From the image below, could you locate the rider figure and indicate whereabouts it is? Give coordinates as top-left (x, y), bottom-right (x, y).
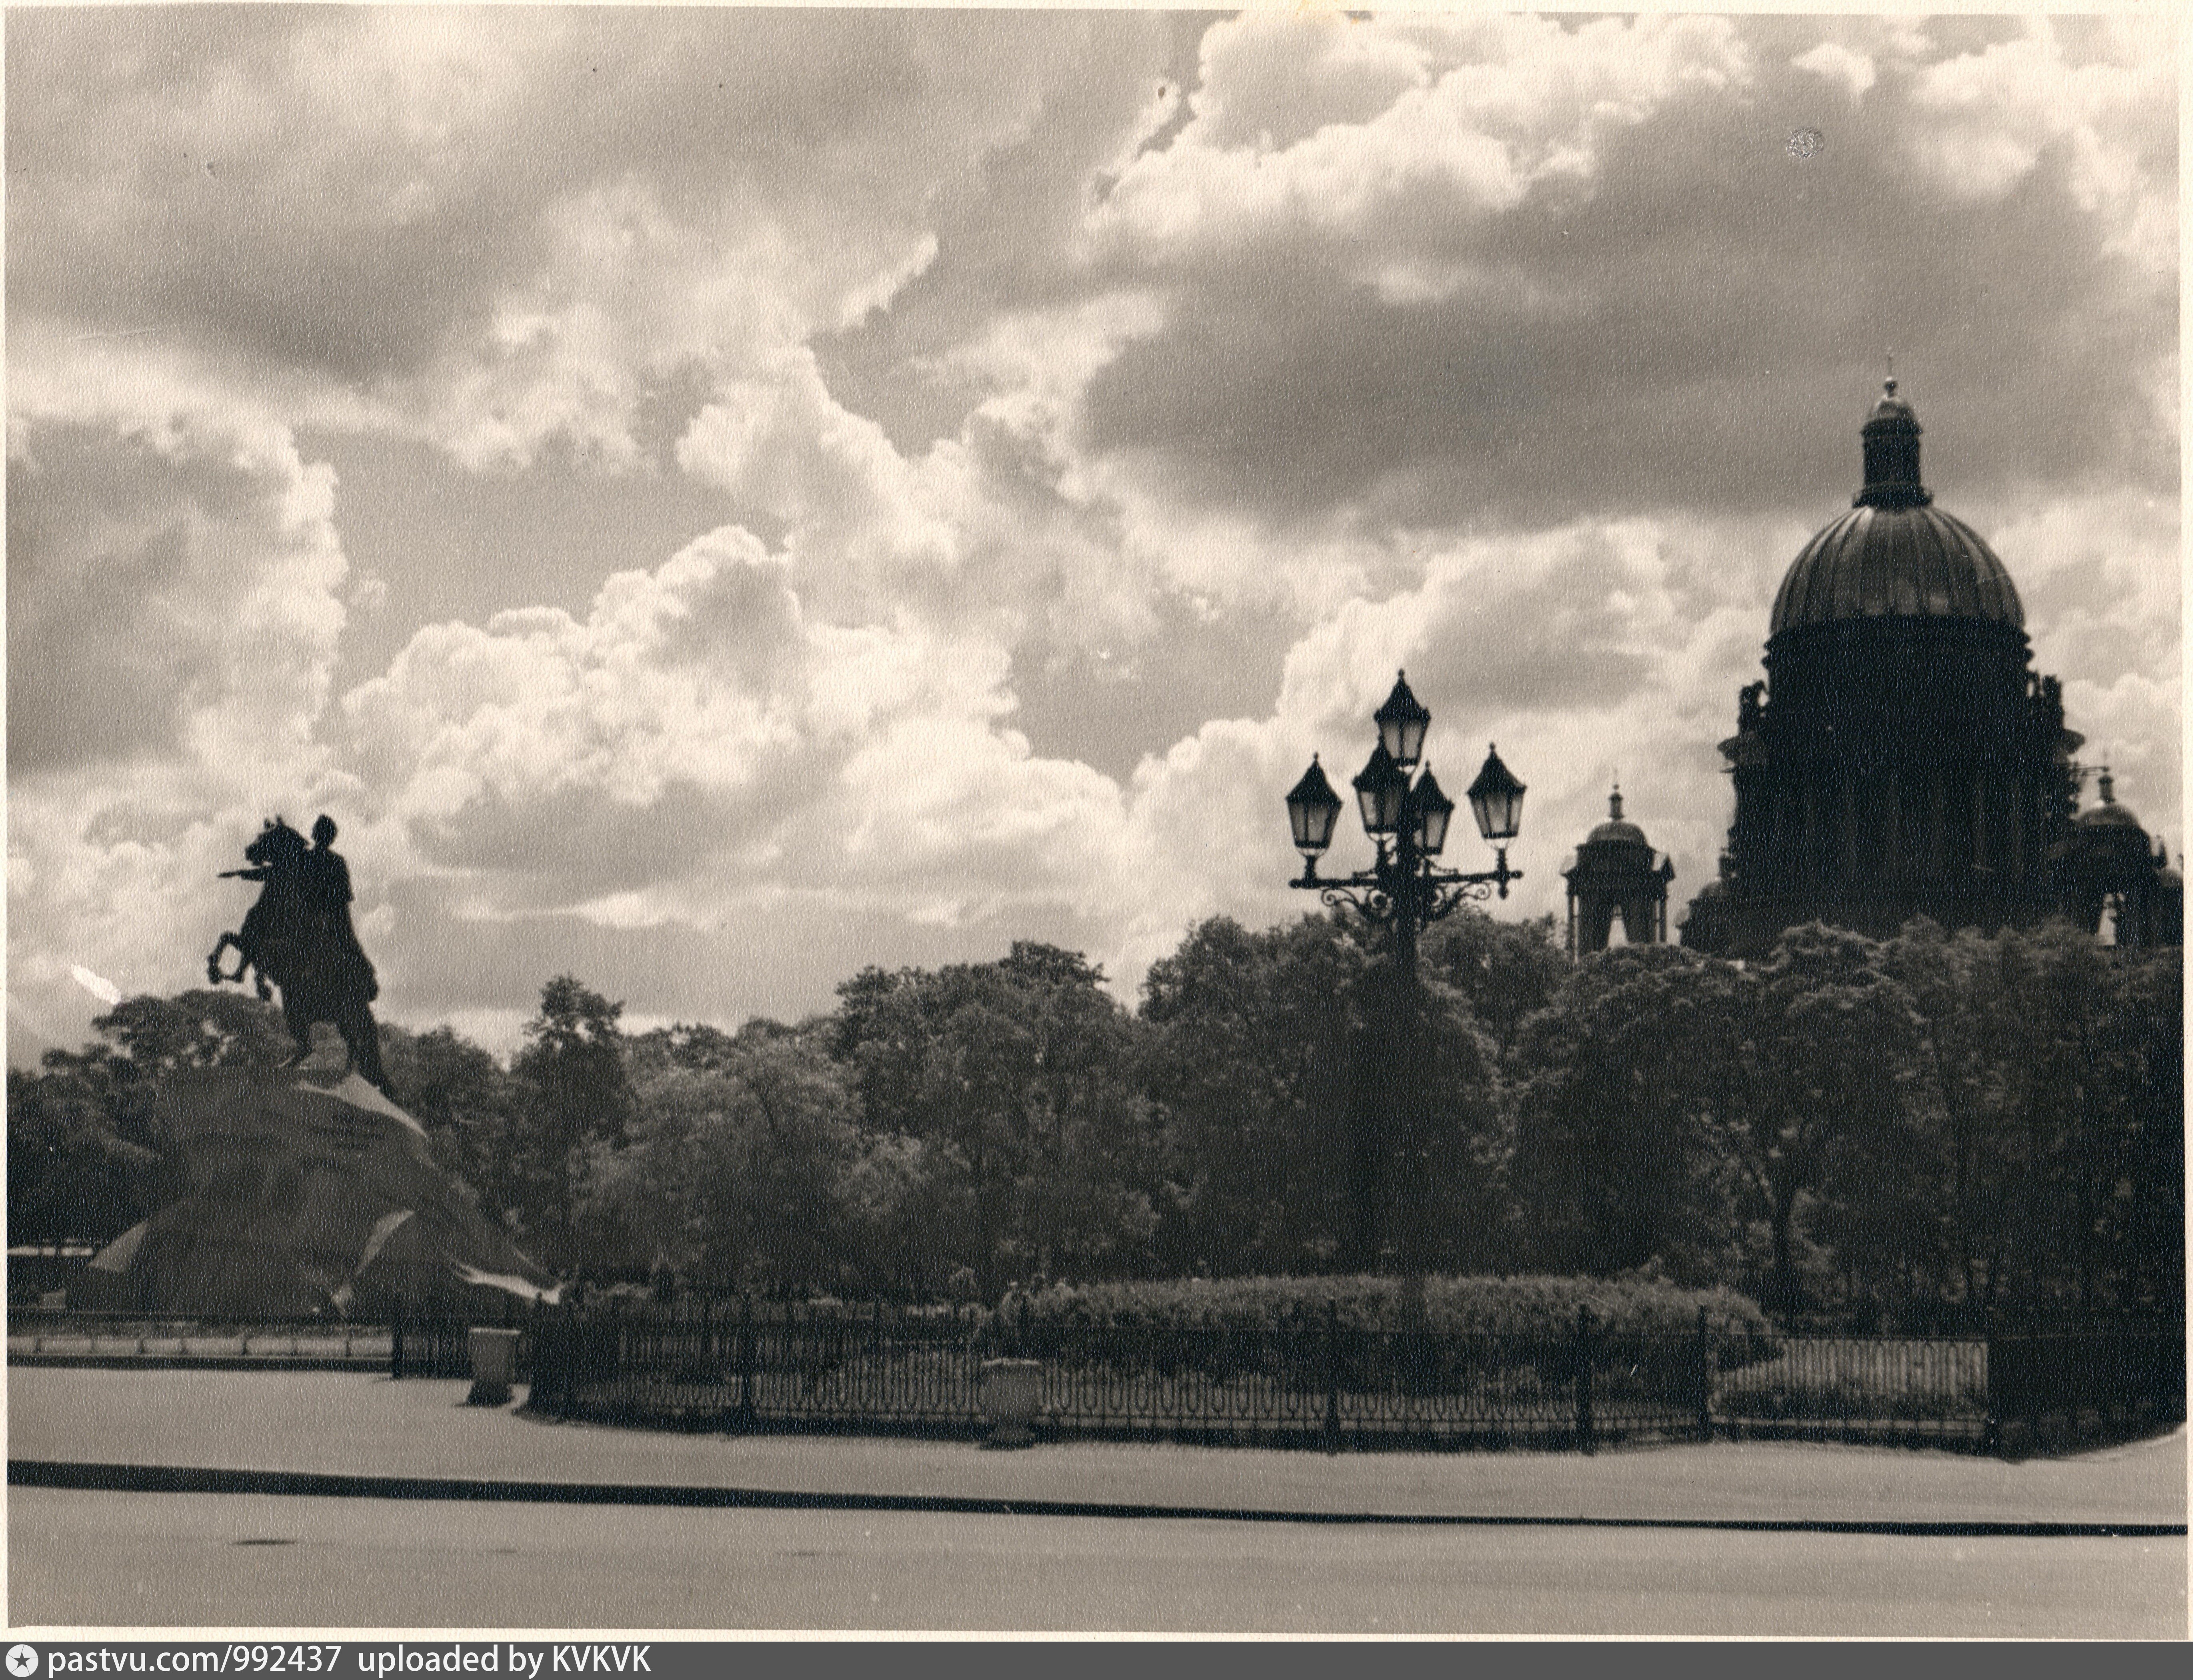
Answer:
top-left (299, 815), bottom-right (379, 1004)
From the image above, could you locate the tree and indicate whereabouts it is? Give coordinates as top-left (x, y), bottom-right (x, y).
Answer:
top-left (1725, 924), bottom-right (1927, 1313)
top-left (504, 976), bottom-right (634, 1272)
top-left (89, 989), bottom-right (295, 1078)
top-left (1419, 909), bottom-right (1568, 1053)
top-left (1884, 920), bottom-right (2185, 1322)
top-left (1383, 965), bottom-right (1508, 1273)
top-left (2100, 944), bottom-right (2184, 1321)
top-left (6, 1047), bottom-right (181, 1250)
top-left (1139, 916), bottom-right (1363, 1274)
top-left (2, 989), bottom-right (281, 1251)
top-left (380, 1023), bottom-right (520, 1217)
top-left (1507, 944), bottom-right (1747, 1280)
top-left (832, 942), bottom-right (1156, 1291)
top-left (583, 1023), bottom-right (864, 1289)
top-left (1139, 912), bottom-right (1514, 1277)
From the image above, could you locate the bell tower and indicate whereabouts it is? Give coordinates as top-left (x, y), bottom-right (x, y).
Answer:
top-left (1563, 785), bottom-right (1675, 956)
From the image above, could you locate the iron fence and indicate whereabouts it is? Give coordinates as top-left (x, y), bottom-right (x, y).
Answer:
top-left (507, 1297), bottom-right (2182, 1453)
top-left (6, 1306), bottom-right (395, 1366)
top-left (520, 1297), bottom-right (1717, 1449)
top-left (1710, 1334), bottom-right (1991, 1444)
top-left (16, 1294), bottom-right (2177, 1456)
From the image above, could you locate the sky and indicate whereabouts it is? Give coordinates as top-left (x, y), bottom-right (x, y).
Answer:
top-left (6, 6), bottom-right (2179, 1063)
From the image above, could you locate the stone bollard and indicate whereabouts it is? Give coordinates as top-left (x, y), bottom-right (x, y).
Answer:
top-left (980, 1356), bottom-right (1043, 1448)
top-left (467, 1326), bottom-right (521, 1406)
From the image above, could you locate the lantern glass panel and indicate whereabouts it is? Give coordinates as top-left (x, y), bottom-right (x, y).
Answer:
top-left (1411, 769), bottom-right (1455, 856)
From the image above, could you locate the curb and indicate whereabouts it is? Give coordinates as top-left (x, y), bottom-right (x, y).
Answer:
top-left (12, 1460), bottom-right (2185, 1538)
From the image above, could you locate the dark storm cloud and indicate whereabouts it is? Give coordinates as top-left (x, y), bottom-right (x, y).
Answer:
top-left (5, 6), bottom-right (1173, 385)
top-left (1074, 15), bottom-right (2171, 531)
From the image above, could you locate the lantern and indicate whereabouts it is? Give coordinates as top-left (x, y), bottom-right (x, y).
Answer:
top-left (1373, 671), bottom-right (1431, 769)
top-left (1465, 745), bottom-right (1526, 843)
top-left (1284, 756), bottom-right (1343, 858)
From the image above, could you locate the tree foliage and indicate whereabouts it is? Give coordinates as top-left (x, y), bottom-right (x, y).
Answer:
top-left (16, 915), bottom-right (2179, 1328)
top-left (497, 975), bottom-right (634, 1272)
top-left (829, 941), bottom-right (1155, 1293)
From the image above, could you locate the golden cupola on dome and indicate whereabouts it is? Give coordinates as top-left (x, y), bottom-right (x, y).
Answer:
top-left (1769, 379), bottom-right (2023, 636)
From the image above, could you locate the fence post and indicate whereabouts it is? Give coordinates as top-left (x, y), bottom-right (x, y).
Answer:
top-left (1573, 1305), bottom-right (1597, 1454)
top-left (1323, 1298), bottom-right (1342, 1455)
top-left (558, 1292), bottom-right (578, 1420)
top-left (390, 1291), bottom-right (406, 1381)
top-left (608, 1293), bottom-right (624, 1396)
top-left (737, 1292), bottom-right (756, 1429)
top-left (1695, 1306), bottom-right (1714, 1442)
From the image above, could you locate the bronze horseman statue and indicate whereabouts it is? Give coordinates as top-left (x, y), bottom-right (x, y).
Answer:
top-left (208, 813), bottom-right (389, 1092)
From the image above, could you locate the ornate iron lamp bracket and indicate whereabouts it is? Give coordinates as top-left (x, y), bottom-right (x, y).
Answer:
top-left (1289, 853), bottom-right (1521, 929)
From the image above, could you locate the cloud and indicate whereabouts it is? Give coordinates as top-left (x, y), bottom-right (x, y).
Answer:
top-left (4, 10), bottom-right (2175, 1056)
top-left (6, 376), bottom-right (347, 779)
top-left (5, 7), bottom-right (1175, 475)
top-left (1092, 14), bottom-right (1750, 266)
top-left (1792, 42), bottom-right (1877, 105)
top-left (1069, 13), bottom-right (2172, 529)
top-left (337, 517), bottom-right (1143, 929)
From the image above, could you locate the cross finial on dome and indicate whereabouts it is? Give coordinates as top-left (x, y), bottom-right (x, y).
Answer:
top-left (2098, 766), bottom-right (2116, 805)
top-left (1609, 782), bottom-right (1624, 820)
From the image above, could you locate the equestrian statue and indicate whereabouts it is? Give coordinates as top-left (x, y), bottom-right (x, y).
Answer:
top-left (208, 813), bottom-right (389, 1092)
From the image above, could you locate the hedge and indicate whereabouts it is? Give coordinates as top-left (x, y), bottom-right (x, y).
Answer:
top-left (996, 1273), bottom-right (1774, 1347)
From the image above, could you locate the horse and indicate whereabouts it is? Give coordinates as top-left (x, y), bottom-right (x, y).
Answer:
top-left (207, 818), bottom-right (296, 998)
top-left (207, 817), bottom-right (390, 1092)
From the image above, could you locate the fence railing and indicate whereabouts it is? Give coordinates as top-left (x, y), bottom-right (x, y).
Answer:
top-left (504, 1298), bottom-right (2182, 1453)
top-left (18, 1295), bottom-right (2177, 1455)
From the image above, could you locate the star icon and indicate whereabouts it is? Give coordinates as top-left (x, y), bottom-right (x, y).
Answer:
top-left (7, 1646), bottom-right (40, 1678)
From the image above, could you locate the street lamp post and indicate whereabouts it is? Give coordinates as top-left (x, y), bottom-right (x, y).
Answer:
top-left (1285, 671), bottom-right (1526, 950)
top-left (1282, 671), bottom-right (1526, 1269)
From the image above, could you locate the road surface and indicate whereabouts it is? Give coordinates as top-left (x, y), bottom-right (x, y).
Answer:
top-left (11, 1487), bottom-right (2184, 1636)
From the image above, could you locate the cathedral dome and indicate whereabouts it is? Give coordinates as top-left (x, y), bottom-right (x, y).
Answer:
top-left (1769, 380), bottom-right (2024, 637)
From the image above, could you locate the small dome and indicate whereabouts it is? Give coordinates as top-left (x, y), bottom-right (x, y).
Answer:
top-left (1869, 378), bottom-right (1918, 424)
top-left (2077, 803), bottom-right (2145, 830)
top-left (2077, 769), bottom-right (2146, 830)
top-left (1583, 785), bottom-right (1650, 848)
